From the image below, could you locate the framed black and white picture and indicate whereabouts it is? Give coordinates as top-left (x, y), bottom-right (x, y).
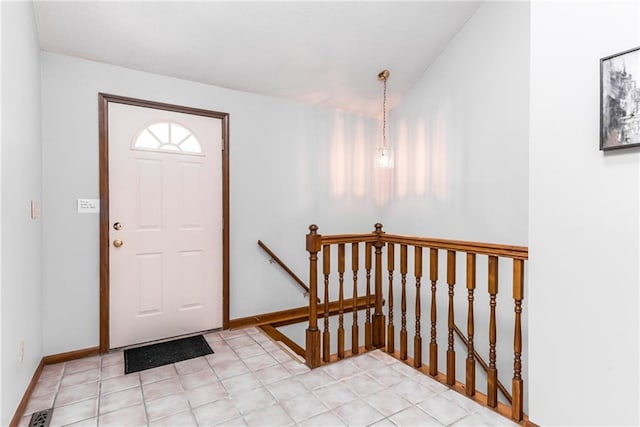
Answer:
top-left (601, 46), bottom-right (640, 151)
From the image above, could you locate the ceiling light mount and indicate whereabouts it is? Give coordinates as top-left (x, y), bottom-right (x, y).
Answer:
top-left (377, 69), bottom-right (390, 81)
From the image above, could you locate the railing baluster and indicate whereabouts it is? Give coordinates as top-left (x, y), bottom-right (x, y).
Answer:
top-left (365, 242), bottom-right (373, 350)
top-left (305, 225), bottom-right (321, 368)
top-left (400, 245), bottom-right (408, 361)
top-left (512, 259), bottom-right (524, 421)
top-left (466, 253), bottom-right (476, 396)
top-left (487, 255), bottom-right (499, 407)
top-left (446, 250), bottom-right (456, 385)
top-left (414, 246), bottom-right (423, 368)
top-left (387, 243), bottom-right (395, 354)
top-left (351, 243), bottom-right (359, 355)
top-left (337, 243), bottom-right (345, 359)
top-left (429, 248), bottom-right (438, 377)
top-left (372, 224), bottom-right (386, 349)
top-left (322, 244), bottom-right (331, 363)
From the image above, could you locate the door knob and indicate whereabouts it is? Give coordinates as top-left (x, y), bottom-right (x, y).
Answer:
top-left (113, 239), bottom-right (124, 248)
top-left (113, 222), bottom-right (123, 231)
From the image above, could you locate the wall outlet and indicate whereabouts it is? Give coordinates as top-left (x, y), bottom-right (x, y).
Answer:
top-left (19, 340), bottom-right (24, 363)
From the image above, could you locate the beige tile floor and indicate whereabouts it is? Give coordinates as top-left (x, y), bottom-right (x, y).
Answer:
top-left (19, 327), bottom-right (518, 426)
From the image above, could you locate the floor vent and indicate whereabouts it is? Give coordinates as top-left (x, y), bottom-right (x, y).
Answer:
top-left (29, 408), bottom-right (53, 427)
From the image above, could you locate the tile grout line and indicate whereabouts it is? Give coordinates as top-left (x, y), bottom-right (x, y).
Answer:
top-left (95, 358), bottom-right (102, 427)
top-left (49, 360), bottom-right (66, 411)
top-left (135, 371), bottom-right (150, 427)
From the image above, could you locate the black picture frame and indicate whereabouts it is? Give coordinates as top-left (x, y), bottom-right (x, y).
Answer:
top-left (600, 46), bottom-right (640, 151)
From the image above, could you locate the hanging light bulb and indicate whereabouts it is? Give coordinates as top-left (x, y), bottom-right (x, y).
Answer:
top-left (375, 69), bottom-right (393, 168)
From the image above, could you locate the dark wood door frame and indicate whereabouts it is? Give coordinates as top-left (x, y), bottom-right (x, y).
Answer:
top-left (98, 93), bottom-right (230, 353)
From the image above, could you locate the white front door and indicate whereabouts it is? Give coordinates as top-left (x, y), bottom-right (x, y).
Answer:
top-left (108, 102), bottom-right (223, 349)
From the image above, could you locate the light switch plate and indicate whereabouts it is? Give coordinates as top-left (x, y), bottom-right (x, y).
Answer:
top-left (30, 200), bottom-right (38, 219)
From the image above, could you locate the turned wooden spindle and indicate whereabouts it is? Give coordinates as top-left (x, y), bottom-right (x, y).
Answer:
top-left (365, 242), bottom-right (373, 350)
top-left (322, 244), bottom-right (331, 363)
top-left (414, 246), bottom-right (423, 368)
top-left (306, 225), bottom-right (527, 415)
top-left (446, 250), bottom-right (456, 386)
top-left (512, 259), bottom-right (524, 421)
top-left (337, 243), bottom-right (345, 359)
top-left (487, 255), bottom-right (499, 407)
top-left (466, 253), bottom-right (476, 396)
top-left (387, 243), bottom-right (395, 354)
top-left (351, 243), bottom-right (360, 355)
top-left (429, 248), bottom-right (438, 376)
top-left (372, 223), bottom-right (386, 349)
top-left (400, 244), bottom-right (408, 361)
top-left (305, 225), bottom-right (321, 368)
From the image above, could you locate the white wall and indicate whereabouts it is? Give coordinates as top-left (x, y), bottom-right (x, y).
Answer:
top-left (383, 1), bottom-right (529, 246)
top-left (529, 1), bottom-right (639, 425)
top-left (380, 0), bottom-right (530, 406)
top-left (40, 53), bottom-right (380, 355)
top-left (0, 2), bottom-right (44, 425)
top-left (0, 4), bottom-right (3, 421)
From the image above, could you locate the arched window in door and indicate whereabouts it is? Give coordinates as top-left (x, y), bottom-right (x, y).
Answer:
top-left (133, 121), bottom-right (203, 155)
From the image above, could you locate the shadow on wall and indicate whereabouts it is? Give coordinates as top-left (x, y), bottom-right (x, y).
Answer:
top-left (328, 110), bottom-right (451, 207)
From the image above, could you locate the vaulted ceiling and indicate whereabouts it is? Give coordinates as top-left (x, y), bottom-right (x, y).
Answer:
top-left (33, 1), bottom-right (482, 116)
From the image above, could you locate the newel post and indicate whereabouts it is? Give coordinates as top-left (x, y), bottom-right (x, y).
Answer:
top-left (305, 225), bottom-right (322, 368)
top-left (372, 223), bottom-right (386, 349)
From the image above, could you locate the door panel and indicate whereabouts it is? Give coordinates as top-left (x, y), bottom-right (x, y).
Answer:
top-left (108, 102), bottom-right (222, 349)
top-left (137, 159), bottom-right (163, 229)
top-left (180, 250), bottom-right (204, 309)
top-left (136, 253), bottom-right (163, 315)
top-left (180, 162), bottom-right (205, 227)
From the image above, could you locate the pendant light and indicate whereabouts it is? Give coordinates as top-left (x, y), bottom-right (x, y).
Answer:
top-left (375, 69), bottom-right (393, 168)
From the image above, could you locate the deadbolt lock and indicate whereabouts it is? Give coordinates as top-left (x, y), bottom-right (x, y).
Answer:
top-left (113, 239), bottom-right (123, 248)
top-left (113, 222), bottom-right (123, 231)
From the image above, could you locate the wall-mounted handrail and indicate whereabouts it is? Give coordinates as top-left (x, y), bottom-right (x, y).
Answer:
top-left (453, 324), bottom-right (512, 404)
top-left (258, 240), bottom-right (320, 302)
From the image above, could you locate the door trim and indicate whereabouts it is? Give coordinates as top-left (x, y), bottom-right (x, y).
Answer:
top-left (98, 93), bottom-right (230, 353)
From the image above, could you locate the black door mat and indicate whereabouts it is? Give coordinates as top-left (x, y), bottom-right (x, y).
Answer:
top-left (124, 335), bottom-right (213, 374)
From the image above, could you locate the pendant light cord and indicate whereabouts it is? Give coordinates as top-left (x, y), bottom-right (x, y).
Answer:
top-left (382, 77), bottom-right (387, 148)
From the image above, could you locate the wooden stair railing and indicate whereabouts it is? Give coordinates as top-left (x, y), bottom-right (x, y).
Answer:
top-left (305, 223), bottom-right (528, 424)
